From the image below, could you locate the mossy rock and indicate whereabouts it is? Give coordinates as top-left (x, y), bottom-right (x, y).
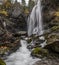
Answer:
top-left (54, 12), bottom-right (59, 16)
top-left (51, 26), bottom-right (59, 31)
top-left (46, 34), bottom-right (59, 44)
top-left (26, 38), bottom-right (32, 43)
top-left (0, 59), bottom-right (6, 65)
top-left (0, 46), bottom-right (10, 55)
top-left (31, 47), bottom-right (48, 58)
top-left (44, 41), bottom-right (59, 53)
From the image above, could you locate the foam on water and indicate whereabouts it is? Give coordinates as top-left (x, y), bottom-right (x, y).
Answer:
top-left (5, 40), bottom-right (40, 65)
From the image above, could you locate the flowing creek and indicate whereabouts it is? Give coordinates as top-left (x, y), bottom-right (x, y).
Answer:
top-left (5, 0), bottom-right (46, 65)
top-left (5, 40), bottom-right (40, 65)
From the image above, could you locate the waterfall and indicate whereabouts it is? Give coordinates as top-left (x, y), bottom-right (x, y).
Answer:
top-left (28, 0), bottom-right (43, 36)
top-left (4, 0), bottom-right (45, 65)
top-left (5, 40), bottom-right (39, 65)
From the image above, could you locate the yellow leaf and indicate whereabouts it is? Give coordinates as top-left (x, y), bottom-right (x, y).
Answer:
top-left (0, 10), bottom-right (8, 16)
top-left (54, 12), bottom-right (59, 16)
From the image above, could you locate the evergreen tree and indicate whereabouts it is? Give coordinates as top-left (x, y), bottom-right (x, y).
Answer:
top-left (8, 0), bottom-right (11, 3)
top-left (28, 0), bottom-right (35, 12)
top-left (22, 0), bottom-right (26, 6)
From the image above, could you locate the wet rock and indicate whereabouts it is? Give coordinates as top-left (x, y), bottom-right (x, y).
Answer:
top-left (0, 58), bottom-right (6, 65)
top-left (33, 58), bottom-right (59, 65)
top-left (31, 47), bottom-right (48, 58)
top-left (26, 38), bottom-right (32, 43)
top-left (0, 46), bottom-right (10, 57)
top-left (11, 1), bottom-right (22, 18)
top-left (27, 43), bottom-right (39, 50)
top-left (6, 16), bottom-right (27, 33)
top-left (50, 17), bottom-right (59, 26)
top-left (27, 36), bottom-right (45, 50)
top-left (44, 41), bottom-right (59, 53)
top-left (42, 0), bottom-right (59, 32)
top-left (45, 33), bottom-right (59, 44)
top-left (0, 31), bottom-right (21, 58)
top-left (0, 39), bottom-right (21, 58)
top-left (14, 31), bottom-right (27, 36)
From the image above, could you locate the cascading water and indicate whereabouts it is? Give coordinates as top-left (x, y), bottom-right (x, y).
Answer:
top-left (5, 40), bottom-right (40, 65)
top-left (28, 0), bottom-right (43, 36)
top-left (5, 0), bottom-right (45, 65)
top-left (28, 0), bottom-right (46, 47)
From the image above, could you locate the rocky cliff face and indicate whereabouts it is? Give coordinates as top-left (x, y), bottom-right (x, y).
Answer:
top-left (30, 0), bottom-right (59, 59)
top-left (42, 0), bottom-right (59, 29)
top-left (42, 0), bottom-right (59, 56)
top-left (0, 1), bottom-right (27, 58)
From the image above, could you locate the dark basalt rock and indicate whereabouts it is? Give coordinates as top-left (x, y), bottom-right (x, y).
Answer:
top-left (31, 47), bottom-right (48, 58)
top-left (0, 58), bottom-right (6, 65)
top-left (44, 41), bottom-right (59, 53)
top-left (33, 58), bottom-right (59, 65)
top-left (0, 39), bottom-right (21, 58)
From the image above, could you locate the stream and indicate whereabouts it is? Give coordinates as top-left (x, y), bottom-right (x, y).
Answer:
top-left (5, 0), bottom-right (44, 65)
top-left (5, 40), bottom-right (40, 65)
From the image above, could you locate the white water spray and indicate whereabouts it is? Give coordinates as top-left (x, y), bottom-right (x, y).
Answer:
top-left (5, 0), bottom-right (45, 65)
top-left (5, 40), bottom-right (40, 65)
top-left (28, 0), bottom-right (43, 36)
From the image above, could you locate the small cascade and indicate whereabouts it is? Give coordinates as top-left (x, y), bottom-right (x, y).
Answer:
top-left (5, 0), bottom-right (46, 65)
top-left (5, 40), bottom-right (40, 65)
top-left (28, 0), bottom-right (46, 47)
top-left (28, 0), bottom-right (43, 36)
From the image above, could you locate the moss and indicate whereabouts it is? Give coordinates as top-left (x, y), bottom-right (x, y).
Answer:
top-left (51, 26), bottom-right (59, 31)
top-left (27, 38), bottom-right (32, 43)
top-left (44, 41), bottom-right (59, 53)
top-left (32, 47), bottom-right (41, 54)
top-left (0, 10), bottom-right (8, 16)
top-left (32, 47), bottom-right (48, 58)
top-left (0, 59), bottom-right (6, 65)
top-left (54, 12), bottom-right (59, 16)
top-left (45, 34), bottom-right (59, 45)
